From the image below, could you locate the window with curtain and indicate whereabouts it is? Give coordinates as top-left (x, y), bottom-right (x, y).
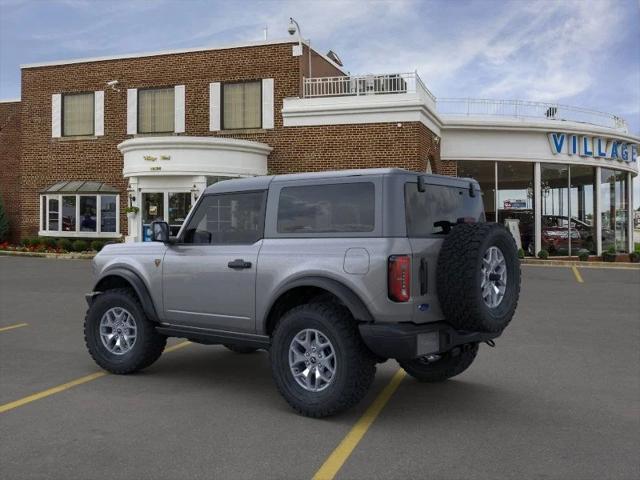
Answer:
top-left (138, 87), bottom-right (175, 133)
top-left (223, 81), bottom-right (261, 129)
top-left (63, 92), bottom-right (94, 136)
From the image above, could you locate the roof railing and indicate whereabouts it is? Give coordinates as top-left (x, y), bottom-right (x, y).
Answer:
top-left (303, 72), bottom-right (436, 102)
top-left (436, 98), bottom-right (628, 131)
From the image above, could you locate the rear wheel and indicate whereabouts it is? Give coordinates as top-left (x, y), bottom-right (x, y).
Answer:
top-left (398, 343), bottom-right (479, 382)
top-left (270, 303), bottom-right (376, 418)
top-left (84, 288), bottom-right (166, 374)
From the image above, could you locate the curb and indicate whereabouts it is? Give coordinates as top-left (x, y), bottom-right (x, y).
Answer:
top-left (522, 258), bottom-right (640, 269)
top-left (0, 250), bottom-right (95, 260)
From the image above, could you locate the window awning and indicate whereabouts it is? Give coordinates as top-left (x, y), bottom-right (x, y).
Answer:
top-left (41, 181), bottom-right (120, 194)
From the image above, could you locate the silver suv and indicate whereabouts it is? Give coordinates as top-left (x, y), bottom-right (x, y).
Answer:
top-left (85, 169), bottom-right (520, 417)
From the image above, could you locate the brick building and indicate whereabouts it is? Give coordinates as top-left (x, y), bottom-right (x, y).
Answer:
top-left (0, 37), bottom-right (637, 253)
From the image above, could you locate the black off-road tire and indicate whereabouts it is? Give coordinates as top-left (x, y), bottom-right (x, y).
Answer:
top-left (398, 343), bottom-right (479, 382)
top-left (437, 223), bottom-right (521, 333)
top-left (270, 303), bottom-right (376, 418)
top-left (223, 344), bottom-right (259, 354)
top-left (84, 288), bottom-right (167, 374)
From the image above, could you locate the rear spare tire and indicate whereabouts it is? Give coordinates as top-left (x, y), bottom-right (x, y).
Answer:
top-left (436, 223), bottom-right (520, 333)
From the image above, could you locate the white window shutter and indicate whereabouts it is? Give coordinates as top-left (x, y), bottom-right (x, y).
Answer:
top-left (209, 82), bottom-right (221, 131)
top-left (94, 91), bottom-right (104, 136)
top-left (262, 78), bottom-right (274, 129)
top-left (127, 88), bottom-right (137, 135)
top-left (174, 85), bottom-right (185, 133)
top-left (51, 94), bottom-right (62, 138)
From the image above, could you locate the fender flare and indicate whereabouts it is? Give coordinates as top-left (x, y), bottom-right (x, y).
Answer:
top-left (92, 268), bottom-right (159, 322)
top-left (265, 276), bottom-right (373, 325)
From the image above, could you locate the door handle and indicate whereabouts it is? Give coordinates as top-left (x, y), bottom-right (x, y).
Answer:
top-left (228, 259), bottom-right (252, 269)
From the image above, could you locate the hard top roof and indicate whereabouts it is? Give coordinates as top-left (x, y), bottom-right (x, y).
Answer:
top-left (203, 168), bottom-right (478, 195)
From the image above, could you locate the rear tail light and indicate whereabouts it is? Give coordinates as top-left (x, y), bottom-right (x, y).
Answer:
top-left (388, 255), bottom-right (411, 302)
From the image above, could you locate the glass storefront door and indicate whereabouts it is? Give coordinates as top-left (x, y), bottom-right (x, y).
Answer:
top-left (569, 166), bottom-right (596, 254)
top-left (457, 161), bottom-right (496, 221)
top-left (497, 162), bottom-right (534, 254)
top-left (141, 191), bottom-right (193, 241)
top-left (541, 164), bottom-right (571, 256)
top-left (601, 169), bottom-right (629, 253)
top-left (142, 192), bottom-right (165, 242)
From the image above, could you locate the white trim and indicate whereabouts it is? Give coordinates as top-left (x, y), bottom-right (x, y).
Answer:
top-left (0, 98), bottom-right (20, 103)
top-left (282, 94), bottom-right (442, 135)
top-left (534, 162), bottom-right (541, 255)
top-left (262, 78), bottom-right (274, 129)
top-left (38, 231), bottom-right (121, 239)
top-left (174, 85), bottom-right (185, 133)
top-left (628, 171), bottom-right (633, 253)
top-left (51, 94), bottom-right (61, 138)
top-left (20, 38), bottom-right (299, 69)
top-left (39, 193), bottom-right (120, 237)
top-left (94, 90), bottom-right (104, 136)
top-left (127, 89), bottom-right (137, 135)
top-left (595, 167), bottom-right (602, 255)
top-left (209, 82), bottom-right (221, 131)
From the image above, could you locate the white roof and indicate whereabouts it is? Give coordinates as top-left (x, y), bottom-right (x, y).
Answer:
top-left (20, 38), bottom-right (345, 73)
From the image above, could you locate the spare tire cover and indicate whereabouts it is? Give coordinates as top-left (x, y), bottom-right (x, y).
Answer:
top-left (436, 223), bottom-right (521, 333)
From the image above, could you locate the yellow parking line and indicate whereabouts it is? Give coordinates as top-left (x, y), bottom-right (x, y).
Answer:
top-left (312, 368), bottom-right (406, 480)
top-left (0, 341), bottom-right (191, 414)
top-left (0, 323), bottom-right (28, 333)
top-left (571, 266), bottom-right (584, 283)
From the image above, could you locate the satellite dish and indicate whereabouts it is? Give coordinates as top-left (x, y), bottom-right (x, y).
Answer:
top-left (326, 50), bottom-right (343, 67)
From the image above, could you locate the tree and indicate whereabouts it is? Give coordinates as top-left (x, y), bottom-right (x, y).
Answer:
top-left (0, 194), bottom-right (9, 242)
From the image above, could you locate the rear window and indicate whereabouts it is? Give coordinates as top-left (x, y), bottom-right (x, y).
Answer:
top-left (405, 183), bottom-right (484, 236)
top-left (277, 182), bottom-right (375, 234)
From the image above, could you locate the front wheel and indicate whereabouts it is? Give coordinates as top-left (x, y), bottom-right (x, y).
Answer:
top-left (84, 288), bottom-right (166, 374)
top-left (270, 303), bottom-right (376, 418)
top-left (398, 343), bottom-right (479, 382)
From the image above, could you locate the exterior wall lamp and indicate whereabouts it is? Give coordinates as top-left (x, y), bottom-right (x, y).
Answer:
top-left (127, 187), bottom-right (136, 204)
top-left (288, 17), bottom-right (312, 79)
top-left (191, 184), bottom-right (200, 200)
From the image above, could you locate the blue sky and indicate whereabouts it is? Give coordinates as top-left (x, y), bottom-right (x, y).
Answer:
top-left (1, 0), bottom-right (639, 204)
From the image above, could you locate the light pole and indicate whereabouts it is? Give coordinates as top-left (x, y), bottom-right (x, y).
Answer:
top-left (288, 17), bottom-right (312, 86)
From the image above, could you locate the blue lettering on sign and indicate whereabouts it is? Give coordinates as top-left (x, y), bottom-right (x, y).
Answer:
top-left (620, 143), bottom-right (628, 161)
top-left (570, 135), bottom-right (579, 155)
top-left (549, 133), bottom-right (565, 154)
top-left (632, 144), bottom-right (638, 162)
top-left (580, 136), bottom-right (593, 156)
top-left (596, 138), bottom-right (607, 157)
top-left (610, 141), bottom-right (619, 159)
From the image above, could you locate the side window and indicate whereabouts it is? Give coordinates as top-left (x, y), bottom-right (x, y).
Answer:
top-left (182, 192), bottom-right (265, 245)
top-left (277, 182), bottom-right (375, 234)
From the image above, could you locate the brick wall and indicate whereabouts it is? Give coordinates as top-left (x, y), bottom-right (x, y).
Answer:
top-left (11, 41), bottom-right (440, 240)
top-left (0, 101), bottom-right (21, 242)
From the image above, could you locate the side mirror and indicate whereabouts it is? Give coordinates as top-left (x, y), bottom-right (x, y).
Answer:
top-left (151, 221), bottom-right (170, 243)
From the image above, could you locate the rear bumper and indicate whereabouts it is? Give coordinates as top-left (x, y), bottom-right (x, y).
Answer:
top-left (359, 321), bottom-right (501, 360)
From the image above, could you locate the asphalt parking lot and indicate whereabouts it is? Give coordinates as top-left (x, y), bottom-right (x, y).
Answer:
top-left (1, 256), bottom-right (639, 480)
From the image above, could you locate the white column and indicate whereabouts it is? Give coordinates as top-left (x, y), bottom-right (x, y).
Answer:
top-left (595, 167), bottom-right (602, 255)
top-left (209, 82), bottom-right (221, 131)
top-left (125, 177), bottom-right (139, 242)
top-left (94, 91), bottom-right (104, 136)
top-left (534, 162), bottom-right (541, 256)
top-left (628, 171), bottom-right (633, 253)
top-left (127, 89), bottom-right (137, 135)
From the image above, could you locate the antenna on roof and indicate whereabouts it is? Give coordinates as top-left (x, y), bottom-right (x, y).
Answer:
top-left (263, 25), bottom-right (268, 40)
top-left (326, 50), bottom-right (343, 66)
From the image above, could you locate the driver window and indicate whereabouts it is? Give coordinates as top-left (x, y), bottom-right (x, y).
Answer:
top-left (182, 191), bottom-right (266, 244)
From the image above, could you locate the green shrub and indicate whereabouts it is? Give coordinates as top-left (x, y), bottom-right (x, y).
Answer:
top-left (40, 237), bottom-right (57, 249)
top-left (0, 195), bottom-right (9, 242)
top-left (629, 252), bottom-right (640, 263)
top-left (517, 248), bottom-right (525, 259)
top-left (72, 239), bottom-right (88, 252)
top-left (577, 250), bottom-right (589, 261)
top-left (57, 238), bottom-right (73, 252)
top-left (90, 240), bottom-right (105, 252)
top-left (537, 249), bottom-right (549, 259)
top-left (603, 245), bottom-right (617, 262)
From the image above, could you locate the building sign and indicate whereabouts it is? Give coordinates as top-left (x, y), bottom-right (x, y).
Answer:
top-left (548, 132), bottom-right (638, 163)
top-left (504, 199), bottom-right (527, 209)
